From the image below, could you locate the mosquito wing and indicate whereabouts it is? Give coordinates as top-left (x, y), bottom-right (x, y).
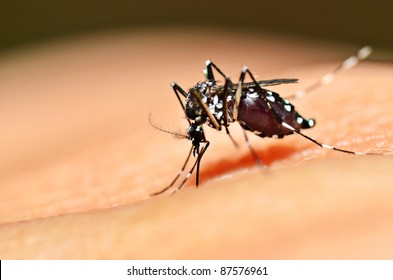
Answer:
top-left (243, 78), bottom-right (298, 88)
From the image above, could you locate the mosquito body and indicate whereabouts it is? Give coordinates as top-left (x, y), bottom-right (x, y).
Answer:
top-left (151, 47), bottom-right (385, 196)
top-left (187, 77), bottom-right (315, 139)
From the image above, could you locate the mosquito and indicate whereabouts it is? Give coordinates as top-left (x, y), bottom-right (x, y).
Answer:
top-left (150, 46), bottom-right (388, 196)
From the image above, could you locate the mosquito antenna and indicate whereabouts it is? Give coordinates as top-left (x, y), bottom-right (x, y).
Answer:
top-left (148, 113), bottom-right (187, 139)
top-left (287, 46), bottom-right (373, 99)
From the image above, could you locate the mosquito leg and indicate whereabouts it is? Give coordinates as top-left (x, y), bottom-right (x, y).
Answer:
top-left (205, 60), bottom-right (229, 81)
top-left (204, 60), bottom-right (216, 81)
top-left (189, 88), bottom-right (221, 130)
top-left (214, 76), bottom-right (238, 148)
top-left (150, 145), bottom-right (193, 196)
top-left (225, 126), bottom-right (239, 148)
top-left (205, 61), bottom-right (234, 129)
top-left (233, 66), bottom-right (247, 121)
top-left (234, 66), bottom-right (278, 160)
top-left (287, 46), bottom-right (372, 99)
top-left (171, 83), bottom-right (190, 118)
top-left (280, 122), bottom-right (391, 156)
top-left (170, 141), bottom-right (210, 194)
top-left (206, 61), bottom-right (240, 147)
top-left (242, 128), bottom-right (265, 167)
top-left (195, 141), bottom-right (210, 187)
top-left (241, 67), bottom-right (285, 125)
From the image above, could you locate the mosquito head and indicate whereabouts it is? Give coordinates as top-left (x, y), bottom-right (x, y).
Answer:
top-left (187, 123), bottom-right (206, 156)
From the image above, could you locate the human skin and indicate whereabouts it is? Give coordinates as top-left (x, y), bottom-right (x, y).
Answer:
top-left (0, 30), bottom-right (392, 259)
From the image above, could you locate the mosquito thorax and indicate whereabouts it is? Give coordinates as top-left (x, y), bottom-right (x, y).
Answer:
top-left (185, 81), bottom-right (235, 130)
top-left (185, 82), bottom-right (214, 121)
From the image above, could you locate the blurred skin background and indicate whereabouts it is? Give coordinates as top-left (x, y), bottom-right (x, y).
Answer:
top-left (1, 0), bottom-right (393, 259)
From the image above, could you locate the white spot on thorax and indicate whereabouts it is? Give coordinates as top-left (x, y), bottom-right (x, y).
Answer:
top-left (213, 95), bottom-right (219, 105)
top-left (209, 103), bottom-right (216, 114)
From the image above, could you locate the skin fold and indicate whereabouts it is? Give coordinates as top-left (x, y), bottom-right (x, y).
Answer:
top-left (0, 30), bottom-right (392, 259)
